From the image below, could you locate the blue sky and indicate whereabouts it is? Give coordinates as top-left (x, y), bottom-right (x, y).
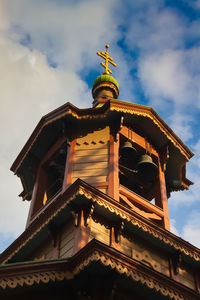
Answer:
top-left (0, 0), bottom-right (200, 252)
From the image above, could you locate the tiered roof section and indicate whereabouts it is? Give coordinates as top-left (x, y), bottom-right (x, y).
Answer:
top-left (2, 46), bottom-right (199, 299)
top-left (11, 99), bottom-right (193, 201)
top-left (0, 179), bottom-right (200, 299)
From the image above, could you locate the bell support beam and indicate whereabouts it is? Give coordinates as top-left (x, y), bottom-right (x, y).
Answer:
top-left (120, 126), bottom-right (158, 157)
top-left (155, 156), bottom-right (170, 230)
top-left (64, 139), bottom-right (76, 189)
top-left (108, 134), bottom-right (119, 201)
top-left (25, 167), bottom-right (46, 228)
top-left (26, 136), bottom-right (67, 227)
top-left (119, 185), bottom-right (164, 218)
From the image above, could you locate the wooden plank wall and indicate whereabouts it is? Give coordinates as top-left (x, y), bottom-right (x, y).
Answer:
top-left (27, 238), bottom-right (53, 261)
top-left (72, 127), bottom-right (109, 192)
top-left (121, 235), bottom-right (169, 276)
top-left (89, 218), bottom-right (110, 245)
top-left (59, 218), bottom-right (75, 258)
top-left (175, 263), bottom-right (196, 290)
top-left (121, 235), bottom-right (196, 290)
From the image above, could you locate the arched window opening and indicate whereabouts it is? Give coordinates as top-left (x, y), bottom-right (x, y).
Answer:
top-left (43, 145), bottom-right (67, 204)
top-left (119, 133), bottom-right (158, 202)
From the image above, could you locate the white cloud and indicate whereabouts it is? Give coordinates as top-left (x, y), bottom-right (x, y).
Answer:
top-left (124, 2), bottom-right (200, 249)
top-left (170, 219), bottom-right (180, 236)
top-left (2, 0), bottom-right (120, 71)
top-left (137, 49), bottom-right (200, 142)
top-left (125, 5), bottom-right (185, 53)
top-left (124, 3), bottom-right (200, 142)
top-left (138, 50), bottom-right (191, 104)
top-left (185, 0), bottom-right (200, 9)
top-left (169, 138), bottom-right (200, 212)
top-left (0, 35), bottom-right (91, 154)
top-left (0, 0), bottom-right (200, 254)
top-left (0, 0), bottom-right (123, 251)
top-left (182, 211), bottom-right (200, 248)
top-left (170, 211), bottom-right (200, 248)
top-left (0, 36), bottom-right (91, 250)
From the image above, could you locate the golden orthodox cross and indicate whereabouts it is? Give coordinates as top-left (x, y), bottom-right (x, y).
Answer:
top-left (97, 45), bottom-right (117, 75)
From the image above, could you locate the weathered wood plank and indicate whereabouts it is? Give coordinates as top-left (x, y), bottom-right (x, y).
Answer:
top-left (74, 156), bottom-right (108, 164)
top-left (89, 219), bottom-right (110, 245)
top-left (119, 185), bottom-right (164, 217)
top-left (74, 161), bottom-right (108, 171)
top-left (28, 239), bottom-right (53, 261)
top-left (60, 232), bottom-right (74, 249)
top-left (73, 168), bottom-right (108, 177)
top-left (176, 264), bottom-right (195, 289)
top-left (76, 127), bottom-right (109, 146)
top-left (60, 239), bottom-right (74, 255)
top-left (98, 188), bottom-right (107, 194)
top-left (60, 245), bottom-right (73, 258)
top-left (75, 143), bottom-right (109, 150)
top-left (121, 235), bottom-right (170, 276)
top-left (72, 176), bottom-right (107, 184)
top-left (75, 148), bottom-right (108, 157)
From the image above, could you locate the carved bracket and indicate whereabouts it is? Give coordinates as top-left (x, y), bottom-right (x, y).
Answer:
top-left (172, 250), bottom-right (182, 275)
top-left (47, 222), bottom-right (59, 247)
top-left (160, 144), bottom-right (170, 172)
top-left (114, 220), bottom-right (125, 243)
top-left (71, 211), bottom-right (79, 227)
top-left (71, 204), bottom-right (95, 227)
top-left (83, 204), bottom-right (95, 227)
top-left (110, 115), bottom-right (124, 142)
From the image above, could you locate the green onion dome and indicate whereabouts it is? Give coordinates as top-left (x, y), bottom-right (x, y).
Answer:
top-left (92, 74), bottom-right (119, 99)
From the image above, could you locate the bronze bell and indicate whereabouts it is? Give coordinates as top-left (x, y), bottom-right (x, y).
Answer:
top-left (119, 141), bottom-right (137, 166)
top-left (136, 154), bottom-right (158, 182)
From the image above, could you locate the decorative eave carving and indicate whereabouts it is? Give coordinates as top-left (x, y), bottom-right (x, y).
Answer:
top-left (11, 100), bottom-right (193, 175)
top-left (10, 102), bottom-right (111, 174)
top-left (0, 240), bottom-right (199, 300)
top-left (0, 180), bottom-right (199, 265)
top-left (10, 100), bottom-right (193, 201)
top-left (109, 100), bottom-right (193, 161)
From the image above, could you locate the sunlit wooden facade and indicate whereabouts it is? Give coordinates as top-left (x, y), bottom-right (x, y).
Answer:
top-left (0, 71), bottom-right (200, 299)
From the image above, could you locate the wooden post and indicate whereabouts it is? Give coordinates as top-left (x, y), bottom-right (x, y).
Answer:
top-left (26, 174), bottom-right (39, 228)
top-left (63, 139), bottom-right (76, 190)
top-left (195, 271), bottom-right (200, 293)
top-left (108, 134), bottom-right (119, 201)
top-left (110, 227), bottom-right (121, 252)
top-left (26, 166), bottom-right (46, 227)
top-left (169, 257), bottom-right (175, 280)
top-left (155, 156), bottom-right (170, 231)
top-left (73, 210), bottom-right (90, 254)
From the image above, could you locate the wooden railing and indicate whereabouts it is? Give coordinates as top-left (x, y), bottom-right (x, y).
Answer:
top-left (119, 185), bottom-right (164, 221)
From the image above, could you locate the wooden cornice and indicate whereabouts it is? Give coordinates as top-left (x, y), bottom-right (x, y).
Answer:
top-left (0, 239), bottom-right (199, 299)
top-left (0, 179), bottom-right (199, 266)
top-left (11, 99), bottom-right (193, 176)
top-left (10, 101), bottom-right (111, 174)
top-left (109, 99), bottom-right (193, 160)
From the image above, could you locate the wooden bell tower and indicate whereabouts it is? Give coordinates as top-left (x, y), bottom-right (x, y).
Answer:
top-left (0, 46), bottom-right (200, 300)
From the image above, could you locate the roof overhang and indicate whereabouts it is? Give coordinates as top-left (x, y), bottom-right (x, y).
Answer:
top-left (10, 100), bottom-right (194, 200)
top-left (0, 180), bottom-right (199, 266)
top-left (0, 239), bottom-right (199, 300)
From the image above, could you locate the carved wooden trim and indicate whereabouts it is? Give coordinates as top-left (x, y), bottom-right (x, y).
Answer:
top-left (1, 241), bottom-right (199, 300)
top-left (1, 180), bottom-right (200, 264)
